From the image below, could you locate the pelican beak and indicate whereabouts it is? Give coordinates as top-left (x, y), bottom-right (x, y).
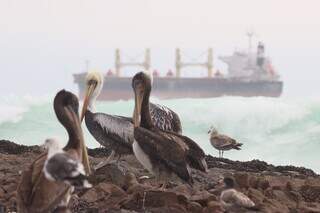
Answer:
top-left (80, 84), bottom-right (95, 122)
top-left (133, 85), bottom-right (144, 127)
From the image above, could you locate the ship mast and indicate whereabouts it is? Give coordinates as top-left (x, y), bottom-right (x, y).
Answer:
top-left (246, 30), bottom-right (255, 67)
top-left (114, 49), bottom-right (151, 77)
top-left (246, 30), bottom-right (254, 54)
top-left (175, 48), bottom-right (214, 78)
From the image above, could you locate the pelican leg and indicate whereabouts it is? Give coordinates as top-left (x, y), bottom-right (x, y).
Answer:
top-left (219, 150), bottom-right (221, 158)
top-left (94, 150), bottom-right (115, 170)
top-left (222, 151), bottom-right (224, 158)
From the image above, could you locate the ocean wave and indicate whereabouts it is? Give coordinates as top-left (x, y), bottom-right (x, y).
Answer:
top-left (1, 95), bottom-right (320, 172)
top-left (0, 94), bottom-right (51, 125)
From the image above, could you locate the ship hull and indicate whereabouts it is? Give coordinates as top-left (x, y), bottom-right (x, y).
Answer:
top-left (74, 73), bottom-right (283, 100)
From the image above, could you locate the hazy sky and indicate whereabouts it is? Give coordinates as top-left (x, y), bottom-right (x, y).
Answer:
top-left (0, 0), bottom-right (319, 97)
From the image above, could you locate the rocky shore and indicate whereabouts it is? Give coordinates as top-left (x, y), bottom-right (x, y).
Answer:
top-left (1, 140), bottom-right (320, 213)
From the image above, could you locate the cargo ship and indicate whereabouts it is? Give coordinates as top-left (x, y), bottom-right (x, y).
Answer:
top-left (74, 39), bottom-right (283, 100)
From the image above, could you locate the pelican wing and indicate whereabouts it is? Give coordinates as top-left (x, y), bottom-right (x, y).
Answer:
top-left (85, 111), bottom-right (133, 155)
top-left (162, 130), bottom-right (207, 172)
top-left (134, 127), bottom-right (191, 182)
top-left (150, 103), bottom-right (182, 133)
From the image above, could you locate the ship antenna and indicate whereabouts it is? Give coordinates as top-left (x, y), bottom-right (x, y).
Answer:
top-left (246, 30), bottom-right (254, 54)
top-left (246, 28), bottom-right (256, 67)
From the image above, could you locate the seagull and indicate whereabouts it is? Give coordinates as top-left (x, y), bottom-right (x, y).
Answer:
top-left (17, 90), bottom-right (90, 213)
top-left (208, 126), bottom-right (242, 158)
top-left (220, 177), bottom-right (256, 212)
top-left (43, 138), bottom-right (92, 188)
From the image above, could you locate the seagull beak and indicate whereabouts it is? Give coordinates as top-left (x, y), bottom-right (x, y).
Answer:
top-left (133, 85), bottom-right (144, 127)
top-left (80, 84), bottom-right (95, 122)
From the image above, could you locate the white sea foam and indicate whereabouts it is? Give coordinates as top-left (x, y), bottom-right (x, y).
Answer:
top-left (1, 95), bottom-right (320, 173)
top-left (0, 94), bottom-right (50, 125)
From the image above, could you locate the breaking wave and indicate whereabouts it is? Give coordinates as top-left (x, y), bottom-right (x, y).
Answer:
top-left (0, 94), bottom-right (51, 125)
top-left (0, 95), bottom-right (320, 173)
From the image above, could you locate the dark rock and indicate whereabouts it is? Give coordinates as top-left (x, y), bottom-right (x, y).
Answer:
top-left (234, 172), bottom-right (249, 189)
top-left (204, 201), bottom-right (223, 213)
top-left (247, 188), bottom-right (265, 206)
top-left (1, 141), bottom-right (320, 212)
top-left (205, 155), bottom-right (318, 177)
top-left (122, 190), bottom-right (188, 212)
top-left (186, 201), bottom-right (202, 213)
top-left (0, 140), bottom-right (42, 154)
top-left (169, 185), bottom-right (193, 199)
top-left (92, 163), bottom-right (127, 188)
top-left (272, 190), bottom-right (296, 209)
top-left (190, 191), bottom-right (216, 206)
top-left (300, 185), bottom-right (320, 202)
top-left (258, 177), bottom-right (270, 190)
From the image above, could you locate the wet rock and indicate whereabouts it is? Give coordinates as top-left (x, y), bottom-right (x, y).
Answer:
top-left (299, 202), bottom-right (320, 213)
top-left (247, 188), bottom-right (265, 206)
top-left (190, 190), bottom-right (216, 206)
top-left (234, 172), bottom-right (249, 189)
top-left (1, 141), bottom-right (320, 212)
top-left (81, 183), bottom-right (128, 211)
top-left (0, 140), bottom-right (42, 155)
top-left (262, 198), bottom-right (290, 213)
top-left (122, 190), bottom-right (188, 212)
top-left (123, 173), bottom-right (152, 195)
top-left (205, 200), bottom-right (223, 212)
top-left (300, 184), bottom-right (320, 202)
top-left (92, 163), bottom-right (127, 188)
top-left (248, 175), bottom-right (259, 189)
top-left (169, 185), bottom-right (193, 199)
top-left (81, 189), bottom-right (99, 203)
top-left (0, 203), bottom-right (6, 213)
top-left (0, 187), bottom-right (5, 198)
top-left (258, 177), bottom-right (270, 190)
top-left (186, 201), bottom-right (202, 213)
top-left (272, 190), bottom-right (296, 209)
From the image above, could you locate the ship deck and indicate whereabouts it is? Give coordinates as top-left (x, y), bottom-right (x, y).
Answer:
top-left (74, 73), bottom-right (283, 100)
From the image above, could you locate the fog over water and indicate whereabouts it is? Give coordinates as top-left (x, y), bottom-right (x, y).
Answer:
top-left (0, 0), bottom-right (319, 97)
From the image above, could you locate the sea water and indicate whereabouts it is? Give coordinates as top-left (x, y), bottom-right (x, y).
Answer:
top-left (0, 95), bottom-right (319, 173)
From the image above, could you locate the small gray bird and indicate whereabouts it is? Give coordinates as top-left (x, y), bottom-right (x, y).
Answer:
top-left (208, 126), bottom-right (242, 158)
top-left (220, 177), bottom-right (256, 212)
top-left (43, 138), bottom-right (92, 188)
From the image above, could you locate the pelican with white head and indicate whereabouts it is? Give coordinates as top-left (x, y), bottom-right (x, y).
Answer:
top-left (80, 71), bottom-right (104, 121)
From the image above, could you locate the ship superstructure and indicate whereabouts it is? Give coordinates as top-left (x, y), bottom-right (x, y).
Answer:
top-left (74, 36), bottom-right (282, 100)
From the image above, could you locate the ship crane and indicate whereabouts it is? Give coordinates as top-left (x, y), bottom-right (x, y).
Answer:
top-left (115, 49), bottom-right (151, 77)
top-left (175, 48), bottom-right (214, 78)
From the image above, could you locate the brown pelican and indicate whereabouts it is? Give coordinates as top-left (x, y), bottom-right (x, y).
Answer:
top-left (208, 126), bottom-right (242, 158)
top-left (80, 72), bottom-right (182, 167)
top-left (43, 138), bottom-right (92, 188)
top-left (132, 72), bottom-right (207, 188)
top-left (220, 177), bottom-right (256, 212)
top-left (17, 90), bottom-right (89, 213)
